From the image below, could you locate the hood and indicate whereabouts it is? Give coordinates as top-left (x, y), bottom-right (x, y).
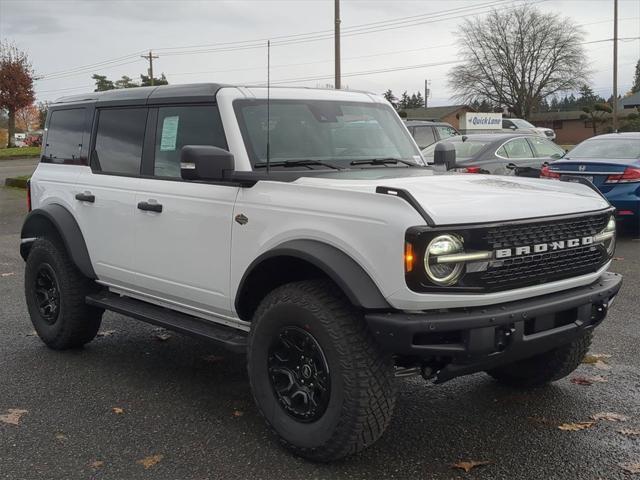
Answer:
top-left (294, 172), bottom-right (610, 225)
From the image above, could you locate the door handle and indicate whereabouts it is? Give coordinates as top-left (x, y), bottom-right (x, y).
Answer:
top-left (75, 192), bottom-right (95, 203)
top-left (137, 201), bottom-right (162, 213)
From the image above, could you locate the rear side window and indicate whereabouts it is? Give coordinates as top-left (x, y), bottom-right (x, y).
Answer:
top-left (93, 108), bottom-right (147, 175)
top-left (501, 138), bottom-right (534, 160)
top-left (153, 105), bottom-right (227, 178)
top-left (412, 126), bottom-right (436, 148)
top-left (44, 108), bottom-right (85, 164)
top-left (528, 137), bottom-right (565, 158)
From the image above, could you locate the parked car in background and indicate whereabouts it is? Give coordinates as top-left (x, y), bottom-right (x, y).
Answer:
top-left (503, 118), bottom-right (556, 141)
top-left (543, 132), bottom-right (640, 229)
top-left (422, 133), bottom-right (565, 176)
top-left (405, 120), bottom-right (459, 149)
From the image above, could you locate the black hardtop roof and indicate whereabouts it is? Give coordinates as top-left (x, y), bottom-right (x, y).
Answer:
top-left (53, 83), bottom-right (228, 107)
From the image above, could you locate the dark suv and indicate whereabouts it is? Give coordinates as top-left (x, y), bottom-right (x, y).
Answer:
top-left (405, 120), bottom-right (459, 149)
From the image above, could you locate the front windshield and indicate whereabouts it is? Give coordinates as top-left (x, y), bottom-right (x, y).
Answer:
top-left (511, 119), bottom-right (535, 128)
top-left (568, 138), bottom-right (640, 159)
top-left (234, 99), bottom-right (423, 168)
top-left (422, 138), bottom-right (492, 162)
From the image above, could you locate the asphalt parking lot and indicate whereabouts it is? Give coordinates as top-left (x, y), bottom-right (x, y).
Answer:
top-left (1, 158), bottom-right (639, 480)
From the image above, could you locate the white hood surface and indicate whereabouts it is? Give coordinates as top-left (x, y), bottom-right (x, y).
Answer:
top-left (295, 173), bottom-right (610, 226)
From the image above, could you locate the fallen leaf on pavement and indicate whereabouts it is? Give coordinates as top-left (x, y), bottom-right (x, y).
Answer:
top-left (558, 421), bottom-right (595, 431)
top-left (583, 353), bottom-right (612, 364)
top-left (620, 463), bottom-right (640, 474)
top-left (137, 454), bottom-right (163, 469)
top-left (97, 330), bottom-right (116, 337)
top-left (26, 331), bottom-right (37, 337)
top-left (0, 409), bottom-right (28, 425)
top-left (594, 361), bottom-right (611, 371)
top-left (202, 354), bottom-right (225, 364)
top-left (232, 410), bottom-right (244, 417)
top-left (570, 375), bottom-right (608, 386)
top-left (612, 256), bottom-right (624, 261)
top-left (112, 407), bottom-right (125, 415)
top-left (89, 460), bottom-right (104, 469)
top-left (591, 412), bottom-right (629, 422)
top-left (451, 460), bottom-right (491, 473)
top-left (618, 428), bottom-right (640, 437)
top-left (153, 330), bottom-right (172, 341)
top-left (55, 432), bottom-right (67, 441)
top-left (0, 272), bottom-right (15, 277)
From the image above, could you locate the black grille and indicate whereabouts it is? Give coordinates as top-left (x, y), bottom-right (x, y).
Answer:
top-left (480, 213), bottom-right (610, 290)
top-left (484, 213), bottom-right (609, 250)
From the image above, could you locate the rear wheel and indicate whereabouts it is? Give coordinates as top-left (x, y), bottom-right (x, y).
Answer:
top-left (247, 280), bottom-right (396, 462)
top-left (25, 237), bottom-right (103, 349)
top-left (486, 332), bottom-right (592, 388)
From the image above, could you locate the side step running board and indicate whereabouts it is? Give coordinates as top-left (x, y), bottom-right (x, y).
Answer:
top-left (86, 292), bottom-right (247, 353)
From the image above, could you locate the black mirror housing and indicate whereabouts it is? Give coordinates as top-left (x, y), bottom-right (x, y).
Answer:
top-left (433, 142), bottom-right (456, 171)
top-left (180, 145), bottom-right (235, 180)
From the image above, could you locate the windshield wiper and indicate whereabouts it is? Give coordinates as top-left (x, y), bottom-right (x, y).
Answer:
top-left (350, 158), bottom-right (419, 167)
top-left (254, 159), bottom-right (343, 170)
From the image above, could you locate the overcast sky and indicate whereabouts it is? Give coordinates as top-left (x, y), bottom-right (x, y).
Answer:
top-left (0, 0), bottom-right (638, 106)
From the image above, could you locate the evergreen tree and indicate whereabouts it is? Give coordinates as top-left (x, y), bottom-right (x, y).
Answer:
top-left (382, 89), bottom-right (398, 108)
top-left (631, 59), bottom-right (640, 94)
top-left (398, 91), bottom-right (410, 110)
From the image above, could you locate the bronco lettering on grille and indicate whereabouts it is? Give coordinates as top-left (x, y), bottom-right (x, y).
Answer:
top-left (495, 236), bottom-right (595, 259)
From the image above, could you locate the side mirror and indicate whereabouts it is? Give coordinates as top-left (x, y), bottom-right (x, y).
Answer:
top-left (509, 125), bottom-right (517, 130)
top-left (180, 145), bottom-right (234, 180)
top-left (433, 142), bottom-right (456, 171)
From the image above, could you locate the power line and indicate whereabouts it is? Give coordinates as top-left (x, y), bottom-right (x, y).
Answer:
top-left (36, 0), bottom-right (513, 80)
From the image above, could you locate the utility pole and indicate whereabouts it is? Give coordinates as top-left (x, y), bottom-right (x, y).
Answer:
top-left (424, 79), bottom-right (431, 109)
top-left (334, 0), bottom-right (341, 89)
top-left (141, 50), bottom-right (159, 86)
top-left (612, 0), bottom-right (619, 131)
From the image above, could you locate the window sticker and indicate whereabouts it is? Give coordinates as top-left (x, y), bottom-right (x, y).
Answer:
top-left (160, 115), bottom-right (179, 151)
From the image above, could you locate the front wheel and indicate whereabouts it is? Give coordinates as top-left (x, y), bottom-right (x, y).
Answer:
top-left (486, 332), bottom-right (592, 388)
top-left (247, 280), bottom-right (396, 462)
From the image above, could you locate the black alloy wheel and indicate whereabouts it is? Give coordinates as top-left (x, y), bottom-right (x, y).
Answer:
top-left (33, 263), bottom-right (61, 324)
top-left (268, 326), bottom-right (331, 422)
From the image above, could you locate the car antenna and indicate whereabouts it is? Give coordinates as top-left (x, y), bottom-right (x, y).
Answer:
top-left (266, 40), bottom-right (271, 174)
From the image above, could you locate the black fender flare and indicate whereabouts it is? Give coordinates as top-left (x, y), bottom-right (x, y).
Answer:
top-left (20, 204), bottom-right (96, 279)
top-left (235, 239), bottom-right (390, 313)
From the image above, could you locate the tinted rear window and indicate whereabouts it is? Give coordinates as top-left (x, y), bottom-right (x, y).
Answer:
top-left (93, 108), bottom-right (148, 175)
top-left (44, 108), bottom-right (86, 164)
top-left (568, 138), bottom-right (640, 159)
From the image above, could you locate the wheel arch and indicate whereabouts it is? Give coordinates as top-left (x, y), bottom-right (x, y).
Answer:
top-left (20, 204), bottom-right (96, 279)
top-left (235, 239), bottom-right (390, 321)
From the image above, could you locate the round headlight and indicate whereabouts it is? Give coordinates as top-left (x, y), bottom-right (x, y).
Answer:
top-left (424, 234), bottom-right (465, 286)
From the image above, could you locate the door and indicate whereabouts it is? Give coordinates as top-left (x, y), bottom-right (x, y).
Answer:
top-left (133, 104), bottom-right (238, 317)
top-left (74, 107), bottom-right (147, 289)
top-left (495, 137), bottom-right (538, 175)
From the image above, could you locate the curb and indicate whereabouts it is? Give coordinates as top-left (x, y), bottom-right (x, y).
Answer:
top-left (4, 177), bottom-right (29, 189)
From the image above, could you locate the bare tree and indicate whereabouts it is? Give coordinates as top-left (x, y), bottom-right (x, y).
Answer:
top-left (448, 5), bottom-right (589, 119)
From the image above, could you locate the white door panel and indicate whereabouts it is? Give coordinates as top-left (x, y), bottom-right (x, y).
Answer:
top-left (133, 179), bottom-right (239, 316)
top-left (74, 170), bottom-right (139, 288)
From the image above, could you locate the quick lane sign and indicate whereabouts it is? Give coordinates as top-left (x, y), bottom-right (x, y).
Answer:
top-left (460, 112), bottom-right (503, 130)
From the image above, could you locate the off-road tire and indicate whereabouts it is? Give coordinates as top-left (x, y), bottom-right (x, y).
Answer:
top-left (24, 237), bottom-right (103, 349)
top-left (486, 332), bottom-right (593, 388)
top-left (247, 279), bottom-right (396, 462)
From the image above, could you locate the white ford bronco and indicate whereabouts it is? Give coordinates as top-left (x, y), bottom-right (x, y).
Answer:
top-left (22, 84), bottom-right (621, 461)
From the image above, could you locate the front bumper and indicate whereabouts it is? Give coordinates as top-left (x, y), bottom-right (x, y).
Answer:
top-left (366, 272), bottom-right (622, 382)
